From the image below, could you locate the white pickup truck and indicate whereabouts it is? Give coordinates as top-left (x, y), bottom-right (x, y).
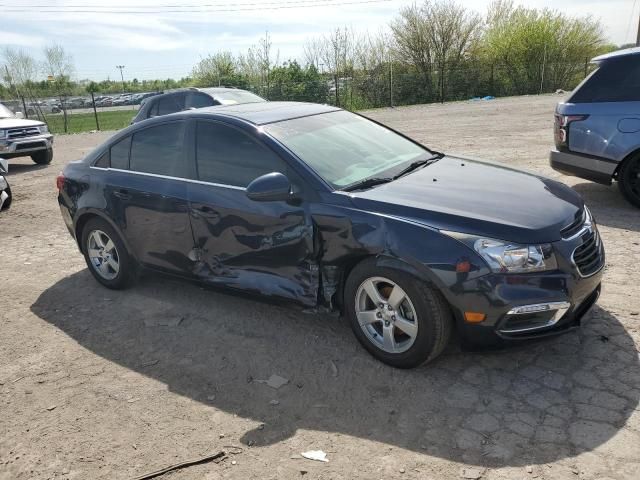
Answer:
top-left (0, 102), bottom-right (54, 164)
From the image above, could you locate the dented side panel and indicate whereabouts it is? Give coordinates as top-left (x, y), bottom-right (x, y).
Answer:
top-left (309, 199), bottom-right (490, 307)
top-left (187, 182), bottom-right (319, 306)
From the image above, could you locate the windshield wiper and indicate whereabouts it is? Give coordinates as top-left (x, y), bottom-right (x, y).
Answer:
top-left (392, 152), bottom-right (444, 180)
top-left (342, 176), bottom-right (393, 192)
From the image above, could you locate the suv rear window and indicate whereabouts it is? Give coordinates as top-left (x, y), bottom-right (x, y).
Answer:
top-left (571, 57), bottom-right (640, 103)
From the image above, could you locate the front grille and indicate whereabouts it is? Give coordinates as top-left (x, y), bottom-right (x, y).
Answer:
top-left (572, 228), bottom-right (603, 277)
top-left (7, 127), bottom-right (40, 140)
top-left (15, 141), bottom-right (46, 151)
top-left (561, 209), bottom-right (586, 239)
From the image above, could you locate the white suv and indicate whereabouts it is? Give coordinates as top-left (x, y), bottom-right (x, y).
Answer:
top-left (0, 102), bottom-right (54, 164)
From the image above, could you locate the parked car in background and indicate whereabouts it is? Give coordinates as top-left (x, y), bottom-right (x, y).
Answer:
top-left (0, 158), bottom-right (11, 211)
top-left (58, 102), bottom-right (603, 368)
top-left (0, 102), bottom-right (54, 164)
top-left (130, 87), bottom-right (265, 124)
top-left (550, 46), bottom-right (640, 208)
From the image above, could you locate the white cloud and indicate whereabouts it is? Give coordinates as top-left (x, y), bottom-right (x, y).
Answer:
top-left (1, 31), bottom-right (46, 48)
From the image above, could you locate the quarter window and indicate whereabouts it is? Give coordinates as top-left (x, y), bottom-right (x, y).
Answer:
top-left (157, 94), bottom-right (185, 115)
top-left (195, 121), bottom-right (288, 187)
top-left (110, 135), bottom-right (131, 170)
top-left (571, 57), bottom-right (640, 103)
top-left (130, 122), bottom-right (187, 177)
top-left (187, 92), bottom-right (216, 109)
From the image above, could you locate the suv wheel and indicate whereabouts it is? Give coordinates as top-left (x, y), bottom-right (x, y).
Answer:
top-left (31, 148), bottom-right (53, 165)
top-left (344, 259), bottom-right (452, 368)
top-left (81, 218), bottom-right (137, 289)
top-left (618, 153), bottom-right (640, 208)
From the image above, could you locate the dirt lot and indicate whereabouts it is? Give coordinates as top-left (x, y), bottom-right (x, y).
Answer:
top-left (1, 94), bottom-right (639, 480)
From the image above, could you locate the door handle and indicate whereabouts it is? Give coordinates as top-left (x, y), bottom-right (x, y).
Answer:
top-left (113, 189), bottom-right (131, 200)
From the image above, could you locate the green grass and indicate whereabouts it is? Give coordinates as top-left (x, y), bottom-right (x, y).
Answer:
top-left (46, 110), bottom-right (135, 134)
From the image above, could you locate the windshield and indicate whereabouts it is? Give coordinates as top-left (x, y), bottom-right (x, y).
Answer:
top-left (201, 88), bottom-right (265, 105)
top-left (0, 103), bottom-right (15, 119)
top-left (264, 110), bottom-right (430, 188)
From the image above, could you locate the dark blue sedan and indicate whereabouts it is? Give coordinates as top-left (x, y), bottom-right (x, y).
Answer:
top-left (57, 102), bottom-right (604, 367)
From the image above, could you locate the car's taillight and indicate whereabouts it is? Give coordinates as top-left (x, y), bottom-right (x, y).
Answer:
top-left (56, 173), bottom-right (65, 191)
top-left (554, 114), bottom-right (588, 150)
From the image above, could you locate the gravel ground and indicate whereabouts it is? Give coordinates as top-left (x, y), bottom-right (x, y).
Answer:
top-left (1, 94), bottom-right (639, 480)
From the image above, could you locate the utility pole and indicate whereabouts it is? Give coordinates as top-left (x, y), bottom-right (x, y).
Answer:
top-left (116, 65), bottom-right (125, 93)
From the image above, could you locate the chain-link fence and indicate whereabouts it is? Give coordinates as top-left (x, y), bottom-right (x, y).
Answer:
top-left (0, 60), bottom-right (593, 134)
top-left (0, 92), bottom-right (148, 134)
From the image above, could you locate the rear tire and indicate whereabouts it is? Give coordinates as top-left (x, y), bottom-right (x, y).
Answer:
top-left (31, 148), bottom-right (53, 165)
top-left (618, 153), bottom-right (640, 208)
top-left (81, 218), bottom-right (137, 289)
top-left (344, 259), bottom-right (452, 368)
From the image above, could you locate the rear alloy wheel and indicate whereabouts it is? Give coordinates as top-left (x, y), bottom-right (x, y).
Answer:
top-left (82, 218), bottom-right (136, 289)
top-left (618, 153), bottom-right (640, 208)
top-left (31, 148), bottom-right (53, 165)
top-left (345, 260), bottom-right (452, 368)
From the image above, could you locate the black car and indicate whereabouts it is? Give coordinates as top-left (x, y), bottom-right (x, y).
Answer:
top-left (58, 102), bottom-right (604, 368)
top-left (130, 87), bottom-right (266, 124)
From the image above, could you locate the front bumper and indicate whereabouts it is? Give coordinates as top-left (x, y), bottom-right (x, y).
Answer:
top-left (0, 133), bottom-right (54, 158)
top-left (444, 224), bottom-right (605, 349)
top-left (549, 149), bottom-right (617, 185)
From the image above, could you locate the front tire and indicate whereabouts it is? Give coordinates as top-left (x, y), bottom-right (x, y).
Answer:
top-left (618, 153), bottom-right (640, 208)
top-left (81, 218), bottom-right (137, 289)
top-left (31, 148), bottom-right (53, 165)
top-left (344, 259), bottom-right (453, 368)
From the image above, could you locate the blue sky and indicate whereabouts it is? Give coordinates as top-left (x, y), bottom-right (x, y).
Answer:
top-left (2, 0), bottom-right (635, 81)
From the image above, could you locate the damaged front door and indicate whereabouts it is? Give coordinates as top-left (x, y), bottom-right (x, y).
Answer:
top-left (186, 120), bottom-right (318, 306)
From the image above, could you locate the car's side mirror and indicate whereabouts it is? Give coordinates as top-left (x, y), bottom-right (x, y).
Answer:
top-left (246, 172), bottom-right (292, 202)
top-left (14, 111), bottom-right (24, 119)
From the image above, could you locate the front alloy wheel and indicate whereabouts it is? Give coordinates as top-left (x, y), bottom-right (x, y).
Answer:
top-left (355, 277), bottom-right (418, 354)
top-left (345, 259), bottom-right (453, 368)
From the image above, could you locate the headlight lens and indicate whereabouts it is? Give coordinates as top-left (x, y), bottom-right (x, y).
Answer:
top-left (473, 238), bottom-right (556, 273)
top-left (39, 124), bottom-right (49, 134)
top-left (0, 129), bottom-right (6, 139)
top-left (444, 232), bottom-right (557, 273)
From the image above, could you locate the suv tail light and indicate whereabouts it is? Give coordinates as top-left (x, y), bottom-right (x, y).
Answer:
top-left (554, 114), bottom-right (588, 150)
top-left (56, 173), bottom-right (65, 191)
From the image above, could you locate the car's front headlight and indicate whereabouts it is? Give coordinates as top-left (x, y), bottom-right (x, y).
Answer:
top-left (444, 232), bottom-right (557, 273)
top-left (0, 129), bottom-right (6, 140)
top-left (38, 124), bottom-right (49, 134)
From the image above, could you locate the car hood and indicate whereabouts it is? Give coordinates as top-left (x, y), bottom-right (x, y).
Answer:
top-left (347, 156), bottom-right (583, 244)
top-left (0, 118), bottom-right (44, 129)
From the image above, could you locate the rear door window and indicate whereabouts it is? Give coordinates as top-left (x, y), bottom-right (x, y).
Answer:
top-left (571, 57), bottom-right (640, 103)
top-left (110, 135), bottom-right (132, 170)
top-left (130, 122), bottom-right (187, 178)
top-left (195, 121), bottom-right (288, 187)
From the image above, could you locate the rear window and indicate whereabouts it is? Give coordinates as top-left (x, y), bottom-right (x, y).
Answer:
top-left (570, 57), bottom-right (640, 103)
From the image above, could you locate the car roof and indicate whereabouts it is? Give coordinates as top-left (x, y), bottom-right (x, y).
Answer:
top-left (592, 46), bottom-right (640, 63)
top-left (181, 101), bottom-right (342, 125)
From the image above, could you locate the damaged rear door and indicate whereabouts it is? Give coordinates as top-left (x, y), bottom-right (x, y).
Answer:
top-left (186, 119), bottom-right (318, 306)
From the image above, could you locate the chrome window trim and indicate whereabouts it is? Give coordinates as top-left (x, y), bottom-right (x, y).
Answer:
top-left (499, 301), bottom-right (571, 334)
top-left (89, 166), bottom-right (246, 191)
